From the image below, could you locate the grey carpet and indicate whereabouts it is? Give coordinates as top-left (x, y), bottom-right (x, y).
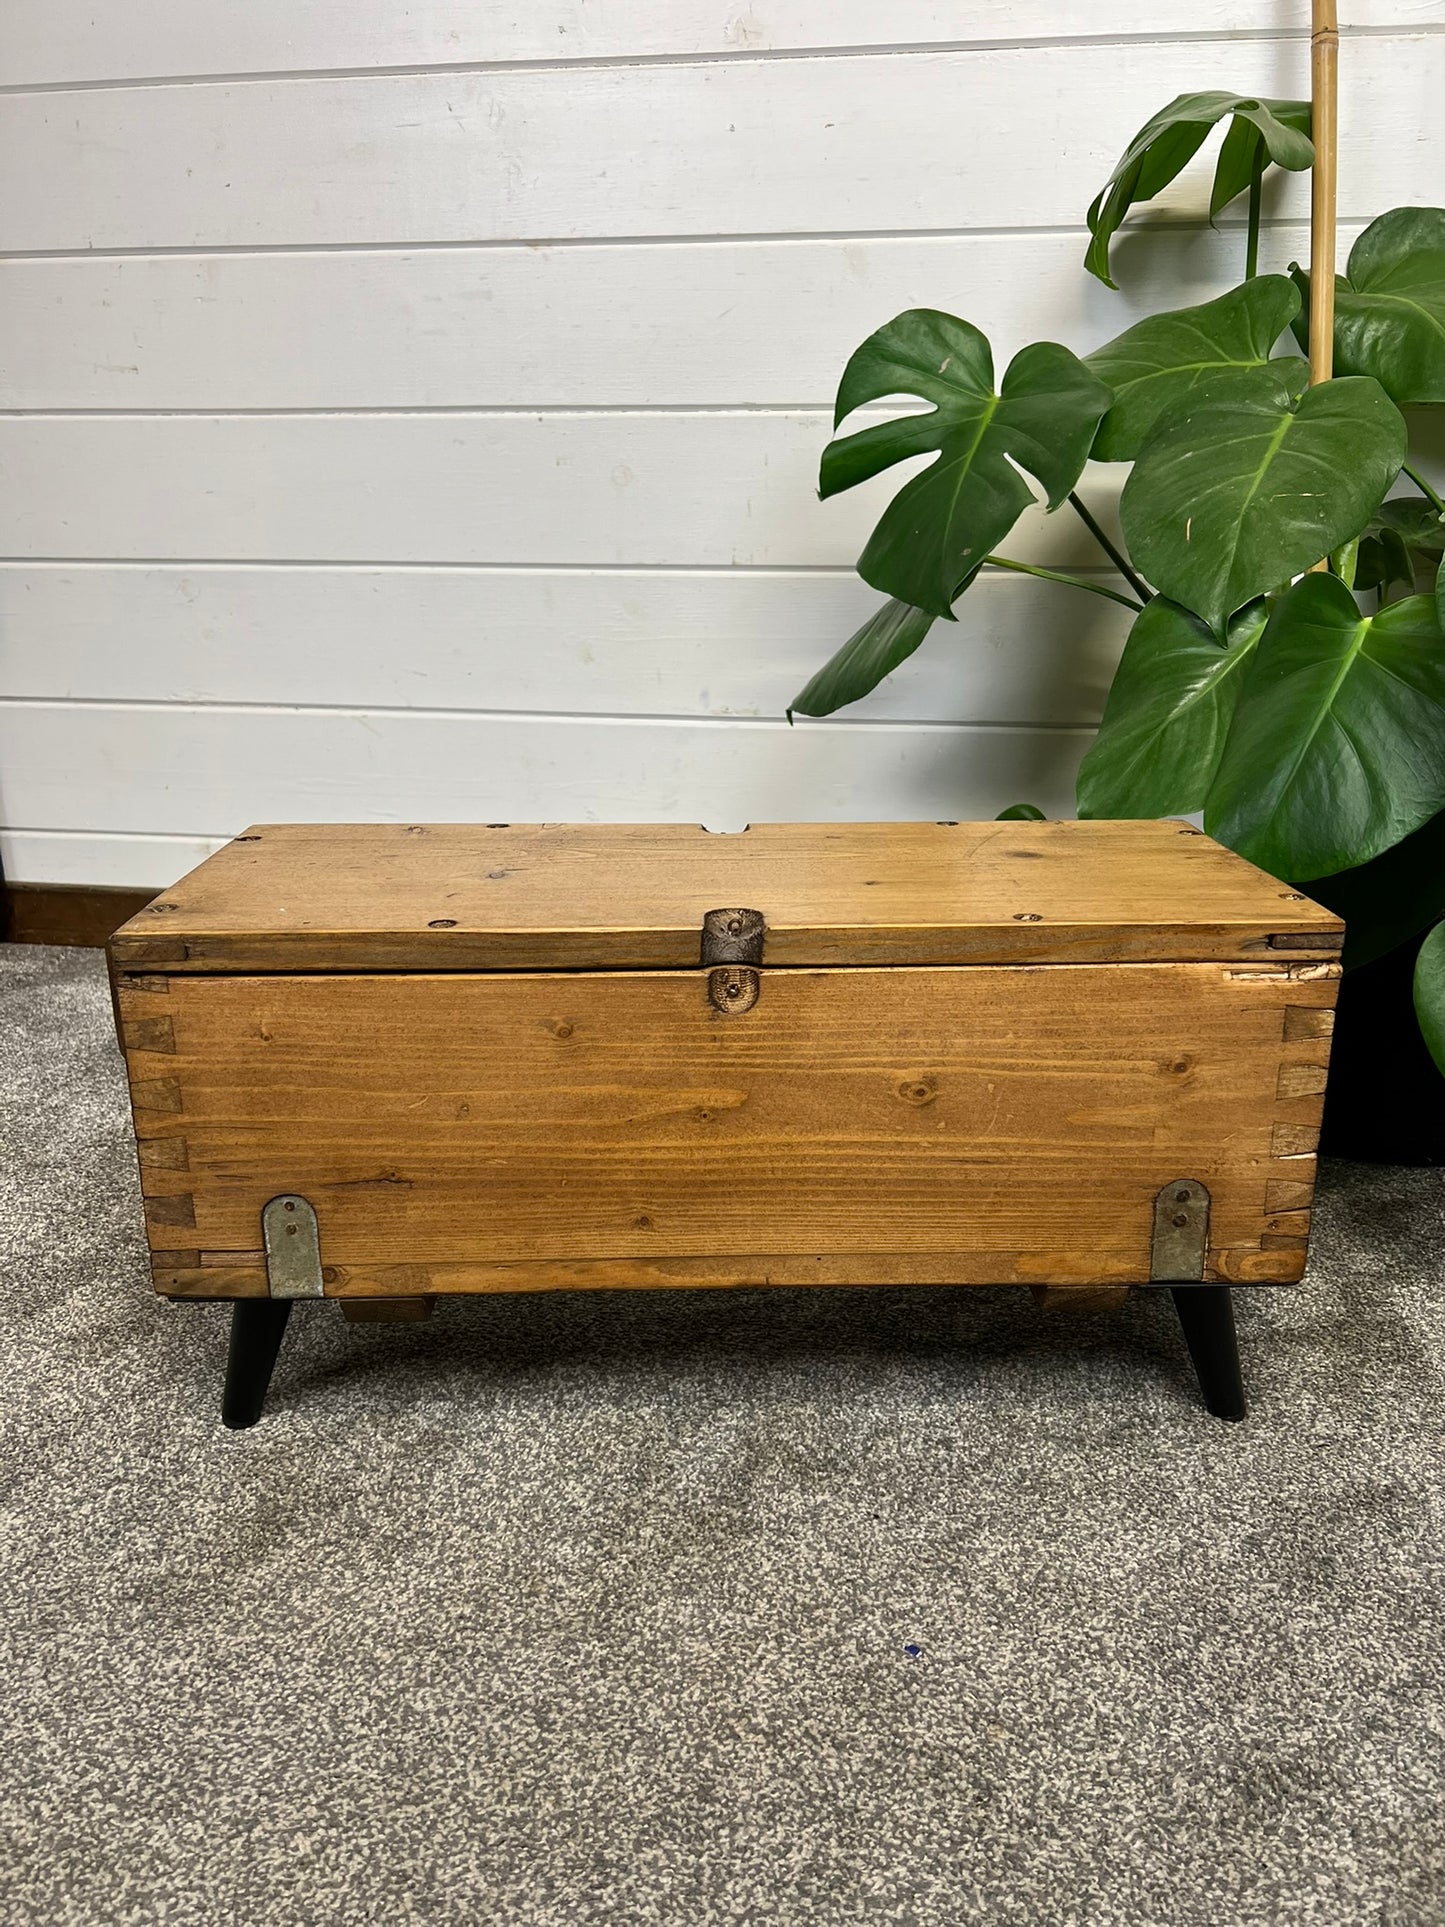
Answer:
top-left (2, 941), bottom-right (1443, 1927)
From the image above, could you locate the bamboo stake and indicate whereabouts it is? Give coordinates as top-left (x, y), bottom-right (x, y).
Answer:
top-left (1309, 0), bottom-right (1339, 384)
top-left (1308, 0), bottom-right (1339, 570)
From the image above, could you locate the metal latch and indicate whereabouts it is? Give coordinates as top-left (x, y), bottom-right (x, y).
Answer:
top-left (262, 1194), bottom-right (325, 1299)
top-left (700, 908), bottom-right (765, 1013)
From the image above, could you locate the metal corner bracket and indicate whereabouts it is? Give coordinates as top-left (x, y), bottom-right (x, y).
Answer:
top-left (262, 1194), bottom-right (325, 1300)
top-left (1150, 1179), bottom-right (1211, 1283)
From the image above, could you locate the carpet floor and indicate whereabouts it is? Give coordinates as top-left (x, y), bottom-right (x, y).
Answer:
top-left (2, 941), bottom-right (1443, 1927)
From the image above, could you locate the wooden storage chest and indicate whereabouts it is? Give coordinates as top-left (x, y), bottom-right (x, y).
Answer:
top-left (109, 820), bottom-right (1343, 1426)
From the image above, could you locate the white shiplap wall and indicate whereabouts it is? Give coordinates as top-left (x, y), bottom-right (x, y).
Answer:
top-left (1, 4), bottom-right (1442, 886)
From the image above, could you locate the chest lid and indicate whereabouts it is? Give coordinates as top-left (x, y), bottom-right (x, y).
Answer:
top-left (108, 820), bottom-right (1342, 973)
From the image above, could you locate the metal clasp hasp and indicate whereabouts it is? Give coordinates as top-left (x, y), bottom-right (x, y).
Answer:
top-left (700, 907), bottom-right (766, 1014)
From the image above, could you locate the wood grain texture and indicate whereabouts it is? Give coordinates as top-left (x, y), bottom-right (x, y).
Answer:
top-left (1031, 1284), bottom-right (1132, 1313)
top-left (7, 3), bottom-right (1434, 88)
top-left (108, 821), bottom-right (1343, 973)
top-left (2, 882), bottom-right (154, 946)
top-left (117, 957), bottom-right (1339, 1294)
top-left (339, 1297), bottom-right (435, 1323)
top-left (4, 41), bottom-right (1427, 254)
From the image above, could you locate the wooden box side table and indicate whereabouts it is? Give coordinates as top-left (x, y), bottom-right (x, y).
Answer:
top-left (108, 820), bottom-right (1343, 1426)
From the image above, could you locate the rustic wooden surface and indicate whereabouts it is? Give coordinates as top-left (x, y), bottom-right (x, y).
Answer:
top-left (115, 959), bottom-right (1339, 1298)
top-left (6, 883), bottom-right (155, 947)
top-left (109, 820), bottom-right (1343, 972)
top-left (339, 1297), bottom-right (435, 1324)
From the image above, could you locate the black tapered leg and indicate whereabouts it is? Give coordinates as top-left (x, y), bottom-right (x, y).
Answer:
top-left (222, 1300), bottom-right (293, 1430)
top-left (1169, 1285), bottom-right (1246, 1422)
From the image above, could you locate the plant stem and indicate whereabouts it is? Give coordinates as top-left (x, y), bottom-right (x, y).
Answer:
top-left (984, 554), bottom-right (1144, 612)
top-left (1402, 461), bottom-right (1445, 515)
top-left (1066, 492), bottom-right (1152, 601)
top-left (1245, 153), bottom-right (1264, 279)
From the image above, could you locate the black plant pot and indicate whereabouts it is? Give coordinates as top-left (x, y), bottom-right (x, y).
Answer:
top-left (1320, 928), bottom-right (1445, 1164)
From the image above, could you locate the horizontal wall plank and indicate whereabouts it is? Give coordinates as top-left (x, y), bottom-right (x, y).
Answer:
top-left (1, 830), bottom-right (228, 889)
top-left (3, 3), bottom-right (1437, 88)
top-left (0, 413), bottom-right (1126, 568)
top-left (0, 705), bottom-right (1090, 856)
top-left (0, 565), bottom-right (1126, 726)
top-left (0, 224), bottom-right (1345, 411)
top-left (3, 39), bottom-right (1432, 254)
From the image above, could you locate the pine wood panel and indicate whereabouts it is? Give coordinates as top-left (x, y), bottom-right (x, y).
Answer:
top-left (5, 41), bottom-right (1424, 255)
top-left (110, 821), bottom-right (1343, 973)
top-left (3, 882), bottom-right (154, 946)
top-left (0, 563), bottom-right (1127, 727)
top-left (118, 959), bottom-right (1338, 1295)
top-left (0, 412), bottom-right (1122, 569)
top-left (0, 706), bottom-right (1093, 870)
top-left (0, 830), bottom-right (227, 891)
top-left (0, 227), bottom-right (1334, 412)
top-left (7, 3), bottom-right (1430, 89)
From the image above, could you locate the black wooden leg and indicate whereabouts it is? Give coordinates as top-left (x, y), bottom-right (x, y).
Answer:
top-left (1169, 1285), bottom-right (1246, 1422)
top-left (222, 1300), bottom-right (293, 1430)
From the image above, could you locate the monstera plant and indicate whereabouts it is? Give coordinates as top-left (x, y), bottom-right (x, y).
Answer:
top-left (791, 84), bottom-right (1445, 1119)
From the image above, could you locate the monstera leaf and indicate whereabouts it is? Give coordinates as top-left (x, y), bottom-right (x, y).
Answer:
top-left (1076, 596), bottom-right (1267, 818)
top-left (1351, 496), bottom-right (1445, 598)
top-left (1086, 277), bottom-right (1307, 461)
top-left (1354, 524), bottom-right (1416, 597)
top-left (1086, 93), bottom-right (1312, 289)
top-left (789, 596), bottom-right (935, 719)
top-left (1303, 807), bottom-right (1445, 970)
top-left (1204, 572), bottom-right (1445, 878)
top-left (1121, 373), bottom-right (1406, 635)
top-left (820, 310), bottom-right (1110, 618)
top-left (1415, 921), bottom-right (1445, 1075)
top-left (1291, 208), bottom-right (1445, 403)
top-left (1380, 497), bottom-right (1445, 556)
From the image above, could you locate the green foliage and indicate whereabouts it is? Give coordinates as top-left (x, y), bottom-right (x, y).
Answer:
top-left (1120, 374), bottom-right (1405, 636)
top-left (1086, 278), bottom-right (1307, 461)
top-left (820, 311), bottom-right (1109, 618)
top-left (1292, 208), bottom-right (1445, 403)
top-left (789, 78), bottom-right (1445, 1075)
top-left (1415, 921), bottom-right (1445, 1076)
top-left (996, 803), bottom-right (1047, 820)
top-left (1076, 597), bottom-right (1266, 818)
top-left (789, 596), bottom-right (934, 719)
top-left (1203, 573), bottom-right (1445, 879)
top-left (1085, 93), bottom-right (1312, 289)
top-left (1380, 496), bottom-right (1445, 556)
top-left (1302, 808), bottom-right (1445, 969)
top-left (1350, 496), bottom-right (1445, 599)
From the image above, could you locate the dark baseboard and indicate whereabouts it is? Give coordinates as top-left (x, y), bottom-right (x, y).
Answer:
top-left (3, 883), bottom-right (157, 948)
